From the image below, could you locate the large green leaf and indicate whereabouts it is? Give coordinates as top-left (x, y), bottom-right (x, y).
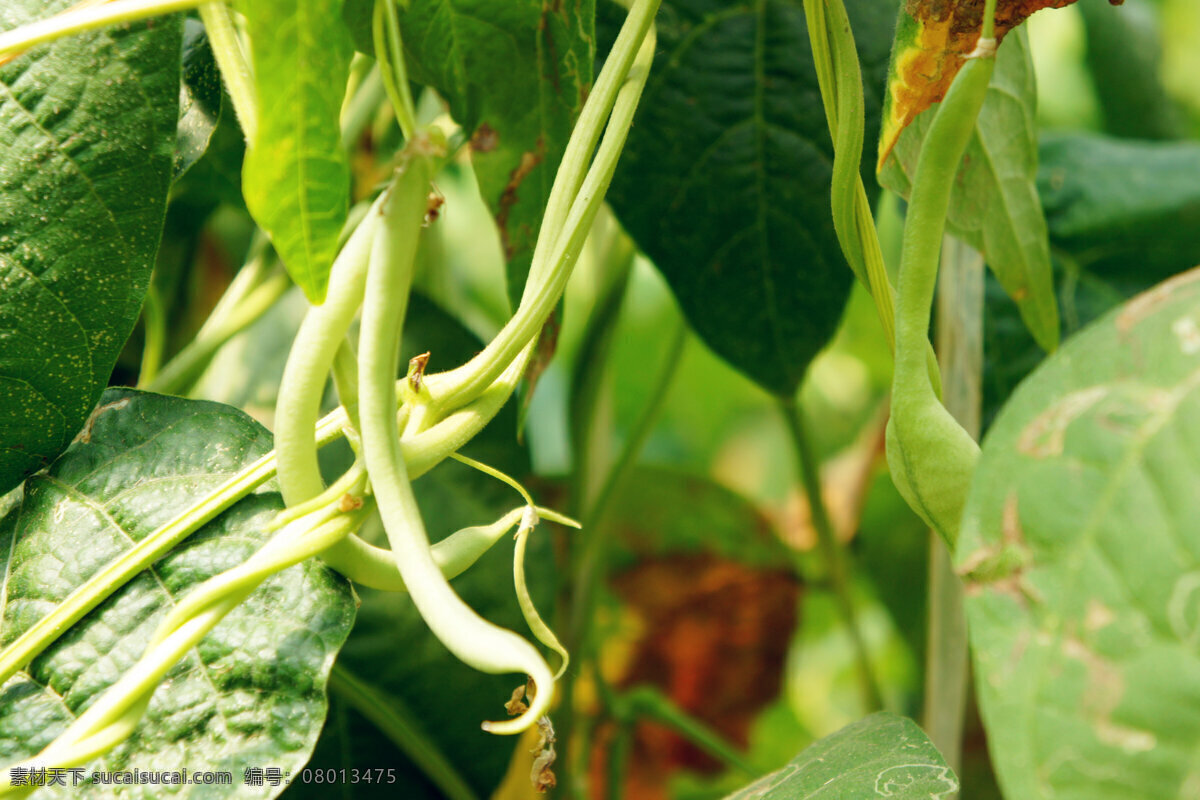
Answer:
top-left (0, 4), bottom-right (180, 494)
top-left (239, 0), bottom-right (354, 304)
top-left (390, 0), bottom-right (594, 304)
top-left (603, 0), bottom-right (895, 397)
top-left (174, 18), bottom-right (221, 180)
top-left (1039, 132), bottom-right (1200, 282)
top-left (983, 133), bottom-right (1200, 425)
top-left (960, 268), bottom-right (1200, 799)
top-left (723, 713), bottom-right (958, 799)
top-left (0, 389), bottom-right (355, 797)
top-left (879, 29), bottom-right (1059, 353)
top-left (284, 294), bottom-right (550, 799)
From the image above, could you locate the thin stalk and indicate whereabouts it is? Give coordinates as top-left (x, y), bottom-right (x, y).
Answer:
top-left (329, 664), bottom-right (478, 800)
top-left (624, 686), bottom-right (759, 777)
top-left (373, 0), bottom-right (418, 141)
top-left (779, 396), bottom-right (883, 711)
top-left (148, 267), bottom-right (290, 396)
top-left (558, 319), bottom-right (687, 792)
top-left (198, 2), bottom-right (258, 142)
top-left (922, 235), bottom-right (982, 773)
top-left (137, 283), bottom-right (167, 388)
top-left (0, 0), bottom-right (202, 66)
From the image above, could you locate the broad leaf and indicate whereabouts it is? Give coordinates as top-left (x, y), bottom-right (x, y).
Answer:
top-left (0, 389), bottom-right (355, 797)
top-left (393, 0), bottom-right (594, 304)
top-left (878, 0), bottom-right (1079, 164)
top-left (1039, 133), bottom-right (1200, 282)
top-left (604, 0), bottom-right (895, 397)
top-left (724, 713), bottom-right (958, 799)
top-left (984, 133), bottom-right (1200, 424)
top-left (0, 4), bottom-right (180, 494)
top-left (239, 0), bottom-right (354, 304)
top-left (880, 29), bottom-right (1059, 353)
top-left (285, 294), bottom-right (550, 798)
top-left (960, 268), bottom-right (1200, 799)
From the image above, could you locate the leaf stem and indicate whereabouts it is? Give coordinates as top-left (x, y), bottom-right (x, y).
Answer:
top-left (198, 2), bottom-right (258, 142)
top-left (0, 0), bottom-right (202, 66)
top-left (373, 0), bottom-right (419, 142)
top-left (328, 664), bottom-right (479, 800)
top-left (624, 686), bottom-right (760, 776)
top-left (921, 235), bottom-right (982, 772)
top-left (136, 283), bottom-right (167, 388)
top-left (779, 395), bottom-right (882, 711)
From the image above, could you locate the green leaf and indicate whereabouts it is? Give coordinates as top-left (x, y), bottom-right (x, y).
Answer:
top-left (174, 18), bottom-right (222, 180)
top-left (983, 133), bottom-right (1200, 425)
top-left (394, 0), bottom-right (594, 305)
top-left (0, 388), bottom-right (355, 797)
top-left (603, 0), bottom-right (895, 397)
top-left (1040, 132), bottom-right (1200, 283)
top-left (879, 29), bottom-right (1060, 353)
top-left (239, 0), bottom-right (354, 304)
top-left (0, 4), bottom-right (180, 495)
top-left (285, 294), bottom-right (548, 798)
top-left (723, 713), bottom-right (958, 799)
top-left (960, 268), bottom-right (1200, 799)
top-left (1079, 0), bottom-right (1185, 141)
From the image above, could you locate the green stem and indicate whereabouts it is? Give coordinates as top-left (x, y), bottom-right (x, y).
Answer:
top-left (373, 0), bottom-right (419, 141)
top-left (137, 283), bottom-right (167, 388)
top-left (0, 0), bottom-right (203, 63)
top-left (148, 267), bottom-right (290, 396)
top-left (921, 235), bottom-right (982, 773)
top-left (558, 319), bottom-right (686, 788)
top-left (624, 686), bottom-right (760, 777)
top-left (329, 664), bottom-right (478, 800)
top-left (198, 2), bottom-right (257, 142)
top-left (780, 396), bottom-right (882, 712)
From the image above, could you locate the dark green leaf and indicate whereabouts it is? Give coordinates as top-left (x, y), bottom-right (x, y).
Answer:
top-left (0, 389), bottom-right (355, 797)
top-left (397, 0), bottom-right (594, 304)
top-left (1079, 0), bottom-right (1185, 141)
top-left (983, 133), bottom-right (1200, 424)
top-left (723, 713), bottom-right (958, 798)
top-left (879, 29), bottom-right (1060, 353)
top-left (286, 294), bottom-right (548, 799)
top-left (239, 0), bottom-right (354, 304)
top-left (175, 18), bottom-right (221, 179)
top-left (960, 268), bottom-right (1200, 799)
top-left (1039, 132), bottom-right (1200, 282)
top-left (0, 4), bottom-right (181, 494)
top-left (604, 0), bottom-right (895, 396)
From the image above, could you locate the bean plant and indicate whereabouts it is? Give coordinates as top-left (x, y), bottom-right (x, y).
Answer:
top-left (0, 0), bottom-right (1196, 798)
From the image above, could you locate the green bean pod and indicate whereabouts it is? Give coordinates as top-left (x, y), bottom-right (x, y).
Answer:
top-left (885, 46), bottom-right (995, 547)
top-left (358, 149), bottom-right (554, 735)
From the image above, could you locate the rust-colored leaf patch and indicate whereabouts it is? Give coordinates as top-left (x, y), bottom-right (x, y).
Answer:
top-left (878, 0), bottom-right (1119, 170)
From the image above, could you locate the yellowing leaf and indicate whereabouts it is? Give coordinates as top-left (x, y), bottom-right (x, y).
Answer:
top-left (878, 0), bottom-right (1084, 170)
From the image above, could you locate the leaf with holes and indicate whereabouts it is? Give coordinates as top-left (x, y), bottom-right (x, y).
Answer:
top-left (239, 0), bottom-right (354, 304)
top-left (0, 3), bottom-right (180, 495)
top-left (0, 389), bottom-right (355, 798)
top-left (959, 268), bottom-right (1200, 798)
top-left (723, 713), bottom-right (958, 799)
top-left (603, 0), bottom-right (895, 397)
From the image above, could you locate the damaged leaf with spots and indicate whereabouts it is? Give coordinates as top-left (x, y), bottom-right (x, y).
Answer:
top-left (879, 0), bottom-right (1084, 168)
top-left (393, 0), bottom-right (595, 307)
top-left (959, 267), bottom-right (1200, 799)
